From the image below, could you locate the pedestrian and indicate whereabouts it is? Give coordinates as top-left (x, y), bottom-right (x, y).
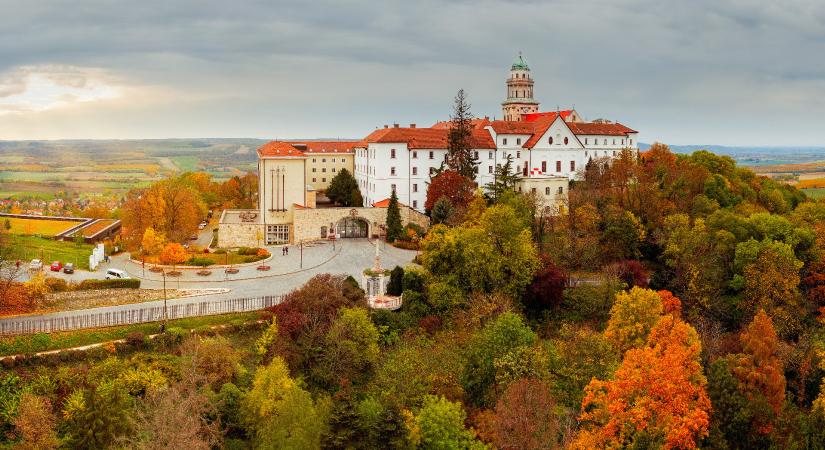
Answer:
top-left (285, 246), bottom-right (289, 255)
top-left (282, 247), bottom-right (285, 256)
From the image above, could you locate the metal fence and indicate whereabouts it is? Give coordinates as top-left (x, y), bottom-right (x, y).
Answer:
top-left (0, 295), bottom-right (283, 336)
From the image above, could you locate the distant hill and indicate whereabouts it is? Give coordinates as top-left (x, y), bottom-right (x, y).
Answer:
top-left (639, 143), bottom-right (825, 167)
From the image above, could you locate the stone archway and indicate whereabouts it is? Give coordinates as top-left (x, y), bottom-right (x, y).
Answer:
top-left (336, 216), bottom-right (369, 238)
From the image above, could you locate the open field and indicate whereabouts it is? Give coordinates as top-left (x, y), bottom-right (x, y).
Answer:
top-left (802, 188), bottom-right (825, 200)
top-left (0, 139), bottom-right (263, 201)
top-left (2, 216), bottom-right (82, 236)
top-left (6, 235), bottom-right (94, 269)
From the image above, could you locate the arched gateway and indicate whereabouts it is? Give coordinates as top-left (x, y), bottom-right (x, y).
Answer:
top-left (336, 215), bottom-right (369, 238)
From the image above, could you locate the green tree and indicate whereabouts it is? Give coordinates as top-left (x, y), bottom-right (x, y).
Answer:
top-left (484, 154), bottom-right (519, 201)
top-left (462, 312), bottom-right (537, 407)
top-left (351, 188), bottom-right (364, 207)
top-left (66, 383), bottom-right (132, 449)
top-left (431, 197), bottom-right (454, 225)
top-left (446, 89), bottom-right (479, 180)
top-left (327, 168), bottom-right (359, 206)
top-left (706, 359), bottom-right (755, 450)
top-left (388, 266), bottom-right (404, 296)
top-left (386, 189), bottom-right (403, 242)
top-left (413, 395), bottom-right (485, 450)
top-left (315, 307), bottom-right (380, 388)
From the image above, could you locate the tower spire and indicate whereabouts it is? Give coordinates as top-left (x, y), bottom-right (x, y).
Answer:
top-left (502, 52), bottom-right (539, 121)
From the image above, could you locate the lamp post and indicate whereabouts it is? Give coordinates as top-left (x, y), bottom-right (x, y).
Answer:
top-left (162, 269), bottom-right (168, 330)
top-left (300, 240), bottom-right (303, 269)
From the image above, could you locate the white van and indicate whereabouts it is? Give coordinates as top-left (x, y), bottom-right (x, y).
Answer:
top-left (105, 269), bottom-right (130, 280)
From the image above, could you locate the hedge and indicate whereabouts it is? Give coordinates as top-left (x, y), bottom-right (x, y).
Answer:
top-left (75, 278), bottom-right (141, 290)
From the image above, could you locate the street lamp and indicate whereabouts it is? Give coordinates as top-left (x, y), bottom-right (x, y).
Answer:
top-left (161, 268), bottom-right (168, 331)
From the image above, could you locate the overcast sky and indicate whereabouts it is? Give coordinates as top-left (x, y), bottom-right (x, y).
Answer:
top-left (0, 0), bottom-right (823, 145)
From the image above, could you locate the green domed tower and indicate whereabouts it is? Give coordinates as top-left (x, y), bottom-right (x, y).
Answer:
top-left (502, 52), bottom-right (539, 121)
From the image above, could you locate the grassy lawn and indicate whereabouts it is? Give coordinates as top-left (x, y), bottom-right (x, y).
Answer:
top-left (803, 188), bottom-right (825, 200)
top-left (0, 311), bottom-right (262, 356)
top-left (2, 217), bottom-right (83, 236)
top-left (6, 235), bottom-right (94, 270)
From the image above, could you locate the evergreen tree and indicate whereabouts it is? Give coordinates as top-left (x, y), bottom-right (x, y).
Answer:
top-left (431, 197), bottom-right (454, 225)
top-left (388, 266), bottom-right (404, 295)
top-left (447, 89), bottom-right (479, 180)
top-left (385, 190), bottom-right (402, 242)
top-left (327, 168), bottom-right (359, 206)
top-left (351, 188), bottom-right (364, 207)
top-left (484, 154), bottom-right (520, 201)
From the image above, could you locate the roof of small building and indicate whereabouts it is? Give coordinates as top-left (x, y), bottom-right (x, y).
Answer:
top-left (430, 118), bottom-right (491, 130)
top-left (292, 141), bottom-right (358, 154)
top-left (372, 198), bottom-right (408, 208)
top-left (567, 121), bottom-right (637, 136)
top-left (257, 141), bottom-right (308, 158)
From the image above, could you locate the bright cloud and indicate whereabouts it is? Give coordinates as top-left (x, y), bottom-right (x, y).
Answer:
top-left (0, 66), bottom-right (121, 114)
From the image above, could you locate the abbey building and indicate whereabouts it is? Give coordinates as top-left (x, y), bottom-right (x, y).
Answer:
top-left (219, 54), bottom-right (639, 246)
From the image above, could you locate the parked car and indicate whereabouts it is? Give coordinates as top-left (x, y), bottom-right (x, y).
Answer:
top-left (29, 259), bottom-right (42, 271)
top-left (198, 222), bottom-right (207, 230)
top-left (50, 261), bottom-right (62, 272)
top-left (105, 268), bottom-right (130, 280)
top-left (63, 263), bottom-right (75, 274)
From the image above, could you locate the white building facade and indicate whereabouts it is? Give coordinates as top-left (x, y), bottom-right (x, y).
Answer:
top-left (353, 54), bottom-right (639, 213)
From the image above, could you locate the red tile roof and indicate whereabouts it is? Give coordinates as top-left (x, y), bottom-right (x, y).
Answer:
top-left (359, 127), bottom-right (495, 149)
top-left (372, 198), bottom-right (407, 208)
top-left (567, 122), bottom-right (637, 136)
top-left (522, 115), bottom-right (560, 149)
top-left (430, 118), bottom-right (491, 130)
top-left (489, 120), bottom-right (536, 134)
top-left (522, 110), bottom-right (573, 122)
top-left (257, 141), bottom-right (307, 158)
top-left (292, 141), bottom-right (358, 154)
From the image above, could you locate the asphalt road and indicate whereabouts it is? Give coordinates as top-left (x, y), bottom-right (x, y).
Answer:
top-left (0, 239), bottom-right (417, 329)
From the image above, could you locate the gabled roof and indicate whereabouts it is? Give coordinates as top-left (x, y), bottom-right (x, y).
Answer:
top-left (566, 122), bottom-right (637, 136)
top-left (372, 198), bottom-right (408, 208)
top-left (257, 141), bottom-right (307, 158)
top-left (430, 118), bottom-right (491, 130)
top-left (522, 110), bottom-right (573, 122)
top-left (358, 127), bottom-right (495, 149)
top-left (523, 115), bottom-right (562, 148)
top-left (488, 120), bottom-right (536, 134)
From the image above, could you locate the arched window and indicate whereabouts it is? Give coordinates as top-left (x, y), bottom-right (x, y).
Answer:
top-left (549, 136), bottom-right (553, 144)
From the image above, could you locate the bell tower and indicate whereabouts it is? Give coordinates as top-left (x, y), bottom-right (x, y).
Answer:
top-left (501, 52), bottom-right (540, 121)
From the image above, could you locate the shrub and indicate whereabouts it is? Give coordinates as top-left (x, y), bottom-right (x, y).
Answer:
top-left (213, 248), bottom-right (227, 254)
top-left (392, 240), bottom-right (419, 250)
top-left (237, 247), bottom-right (260, 256)
top-left (125, 332), bottom-right (146, 349)
top-left (75, 278), bottom-right (141, 290)
top-left (45, 277), bottom-right (69, 293)
top-left (186, 257), bottom-right (215, 267)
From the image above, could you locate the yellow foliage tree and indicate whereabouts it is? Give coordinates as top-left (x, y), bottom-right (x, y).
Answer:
top-left (604, 287), bottom-right (663, 354)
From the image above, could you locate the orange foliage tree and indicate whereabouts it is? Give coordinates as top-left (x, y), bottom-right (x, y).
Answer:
top-left (159, 243), bottom-right (188, 271)
top-left (574, 314), bottom-right (711, 449)
top-left (729, 309), bottom-right (786, 434)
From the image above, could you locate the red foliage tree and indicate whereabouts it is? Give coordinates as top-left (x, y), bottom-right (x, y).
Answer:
top-left (424, 170), bottom-right (475, 212)
top-left (606, 259), bottom-right (650, 288)
top-left (492, 378), bottom-right (559, 450)
top-left (524, 255), bottom-right (568, 311)
top-left (658, 290), bottom-right (682, 316)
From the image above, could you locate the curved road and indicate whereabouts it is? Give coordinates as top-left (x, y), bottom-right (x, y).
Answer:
top-left (0, 239), bottom-right (417, 334)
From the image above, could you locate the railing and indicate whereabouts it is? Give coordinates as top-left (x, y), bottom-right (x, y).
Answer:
top-left (0, 295), bottom-right (283, 336)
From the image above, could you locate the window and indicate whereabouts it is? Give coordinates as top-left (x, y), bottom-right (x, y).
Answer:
top-left (488, 151), bottom-right (493, 159)
top-left (391, 149), bottom-right (396, 159)
top-left (613, 139), bottom-right (616, 145)
top-left (312, 177), bottom-right (316, 182)
top-left (503, 138), bottom-right (508, 145)
top-left (516, 138), bottom-right (521, 145)
top-left (585, 138), bottom-right (588, 145)
top-left (531, 188), bottom-right (536, 194)
top-left (541, 161), bottom-right (547, 172)
top-left (545, 187), bottom-right (550, 195)
top-left (322, 158), bottom-right (326, 163)
top-left (312, 168), bottom-right (317, 173)
top-left (564, 137), bottom-right (569, 145)
top-left (322, 178), bottom-right (326, 182)
top-left (413, 183), bottom-right (418, 193)
top-left (629, 139), bottom-right (633, 145)
top-left (312, 158), bottom-right (317, 163)
top-left (488, 165), bottom-right (493, 174)
top-left (604, 139), bottom-right (608, 145)
top-left (412, 167), bottom-right (418, 175)
top-left (391, 184), bottom-right (396, 192)
top-left (332, 158), bottom-right (336, 163)
top-left (412, 151), bottom-right (417, 159)
top-left (413, 200), bottom-right (418, 209)
top-left (570, 161), bottom-right (576, 171)
top-left (516, 151), bottom-right (521, 158)
top-left (558, 186), bottom-right (564, 194)
top-left (390, 167), bottom-right (396, 176)
top-left (332, 167), bottom-right (337, 172)
top-left (266, 225), bottom-right (290, 245)
top-left (549, 136), bottom-right (553, 145)
top-left (429, 151), bottom-right (434, 159)
top-left (556, 161), bottom-right (561, 172)
top-left (322, 168), bottom-right (326, 173)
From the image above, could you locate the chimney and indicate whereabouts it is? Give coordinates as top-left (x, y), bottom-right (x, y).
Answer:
top-left (393, 123), bottom-right (400, 128)
top-left (383, 124), bottom-right (389, 129)
top-left (410, 123), bottom-right (416, 128)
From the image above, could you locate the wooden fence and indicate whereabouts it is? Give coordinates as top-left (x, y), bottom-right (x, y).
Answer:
top-left (0, 295), bottom-right (283, 336)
